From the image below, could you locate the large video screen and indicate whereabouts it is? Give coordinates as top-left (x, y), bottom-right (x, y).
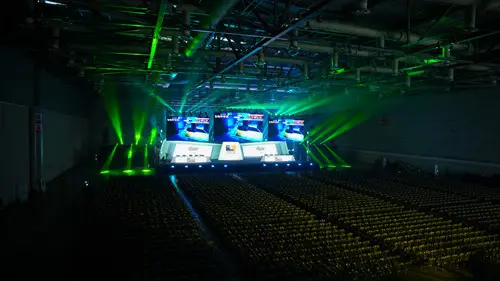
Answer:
top-left (167, 116), bottom-right (210, 142)
top-left (269, 118), bottom-right (305, 142)
top-left (214, 112), bottom-right (264, 142)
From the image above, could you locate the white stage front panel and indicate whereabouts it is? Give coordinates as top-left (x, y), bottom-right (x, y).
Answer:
top-left (241, 142), bottom-right (278, 157)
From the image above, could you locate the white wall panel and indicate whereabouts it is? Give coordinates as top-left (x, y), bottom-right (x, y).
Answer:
top-left (0, 103), bottom-right (30, 205)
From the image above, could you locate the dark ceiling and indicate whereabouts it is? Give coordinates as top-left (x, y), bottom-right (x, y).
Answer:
top-left (9, 0), bottom-right (500, 112)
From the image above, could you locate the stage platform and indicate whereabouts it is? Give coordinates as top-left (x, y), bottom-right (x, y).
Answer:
top-left (157, 161), bottom-right (317, 174)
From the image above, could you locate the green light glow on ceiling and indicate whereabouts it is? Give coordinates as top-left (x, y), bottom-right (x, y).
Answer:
top-left (332, 68), bottom-right (346, 75)
top-left (407, 70), bottom-right (425, 76)
top-left (423, 58), bottom-right (443, 64)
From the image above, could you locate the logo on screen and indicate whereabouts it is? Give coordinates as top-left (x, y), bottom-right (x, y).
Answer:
top-left (188, 146), bottom-right (199, 151)
top-left (226, 144), bottom-right (237, 151)
top-left (256, 146), bottom-right (265, 151)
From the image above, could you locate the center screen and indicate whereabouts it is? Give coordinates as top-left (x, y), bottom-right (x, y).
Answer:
top-left (167, 116), bottom-right (210, 142)
top-left (269, 118), bottom-right (305, 142)
top-left (214, 112), bottom-right (264, 142)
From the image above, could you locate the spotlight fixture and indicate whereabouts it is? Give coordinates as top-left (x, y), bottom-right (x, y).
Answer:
top-left (224, 164), bottom-right (228, 168)
top-left (185, 165), bottom-right (188, 168)
top-left (171, 165), bottom-right (175, 168)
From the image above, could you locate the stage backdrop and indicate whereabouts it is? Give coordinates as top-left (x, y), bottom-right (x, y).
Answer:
top-left (166, 116), bottom-right (211, 142)
top-left (268, 118), bottom-right (305, 142)
top-left (214, 113), bottom-right (265, 143)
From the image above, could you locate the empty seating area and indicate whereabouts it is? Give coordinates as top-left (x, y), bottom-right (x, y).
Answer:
top-left (67, 171), bottom-right (500, 281)
top-left (242, 174), bottom-right (500, 267)
top-left (177, 174), bottom-right (400, 280)
top-left (311, 171), bottom-right (500, 232)
top-left (90, 176), bottom-right (230, 281)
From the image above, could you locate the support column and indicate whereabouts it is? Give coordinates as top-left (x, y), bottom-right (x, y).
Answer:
top-left (29, 63), bottom-right (44, 195)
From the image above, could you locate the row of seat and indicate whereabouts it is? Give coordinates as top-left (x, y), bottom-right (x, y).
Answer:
top-left (313, 171), bottom-right (500, 232)
top-left (242, 173), bottom-right (500, 266)
top-left (177, 174), bottom-right (403, 281)
top-left (93, 176), bottom-right (230, 281)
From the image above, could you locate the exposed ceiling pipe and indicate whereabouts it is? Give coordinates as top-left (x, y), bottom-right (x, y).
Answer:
top-left (303, 20), bottom-right (470, 50)
top-left (468, 3), bottom-right (477, 31)
top-left (290, 29), bottom-right (299, 50)
top-left (448, 68), bottom-right (455, 82)
top-left (268, 40), bottom-right (404, 56)
top-left (393, 58), bottom-right (400, 75)
top-left (353, 0), bottom-right (370, 15)
top-left (355, 66), bottom-right (394, 82)
top-left (182, 8), bottom-right (191, 36)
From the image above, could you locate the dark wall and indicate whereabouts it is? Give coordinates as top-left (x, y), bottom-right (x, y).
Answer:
top-left (333, 89), bottom-right (500, 174)
top-left (0, 48), bottom-right (93, 206)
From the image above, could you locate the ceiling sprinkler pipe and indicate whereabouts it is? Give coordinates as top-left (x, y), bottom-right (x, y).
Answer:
top-left (290, 29), bottom-right (299, 49)
top-left (448, 68), bottom-right (454, 82)
top-left (52, 27), bottom-right (60, 49)
top-left (393, 59), bottom-right (400, 75)
top-left (331, 53), bottom-right (339, 69)
top-left (183, 10), bottom-right (191, 36)
top-left (406, 75), bottom-right (411, 88)
top-left (356, 68), bottom-right (361, 83)
top-left (257, 50), bottom-right (265, 66)
top-left (173, 36), bottom-right (180, 55)
top-left (303, 63), bottom-right (309, 79)
top-left (379, 36), bottom-right (385, 49)
top-left (354, 0), bottom-right (370, 15)
top-left (468, 4), bottom-right (477, 31)
top-left (444, 47), bottom-right (451, 58)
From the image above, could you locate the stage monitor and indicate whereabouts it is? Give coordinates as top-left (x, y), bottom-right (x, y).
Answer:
top-left (214, 112), bottom-right (264, 142)
top-left (167, 116), bottom-right (210, 142)
top-left (269, 118), bottom-right (305, 142)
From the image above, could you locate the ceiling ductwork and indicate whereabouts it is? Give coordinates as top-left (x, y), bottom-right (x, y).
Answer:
top-left (303, 20), bottom-right (470, 50)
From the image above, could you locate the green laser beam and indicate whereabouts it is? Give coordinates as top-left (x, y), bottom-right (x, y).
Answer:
top-left (323, 144), bottom-right (348, 166)
top-left (103, 82), bottom-right (123, 144)
top-left (147, 0), bottom-right (167, 70)
top-left (101, 143), bottom-right (119, 172)
top-left (149, 127), bottom-right (157, 145)
top-left (302, 143), bottom-right (324, 168)
top-left (126, 145), bottom-right (134, 170)
top-left (314, 144), bottom-right (334, 167)
top-left (143, 144), bottom-right (149, 169)
top-left (322, 112), bottom-right (369, 144)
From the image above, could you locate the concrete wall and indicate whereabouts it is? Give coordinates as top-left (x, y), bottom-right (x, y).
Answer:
top-left (332, 89), bottom-right (500, 175)
top-left (0, 48), bottom-right (93, 206)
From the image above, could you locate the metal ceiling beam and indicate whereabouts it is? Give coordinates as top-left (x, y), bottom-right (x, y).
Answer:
top-left (147, 0), bottom-right (167, 70)
top-left (187, 0), bottom-right (334, 93)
